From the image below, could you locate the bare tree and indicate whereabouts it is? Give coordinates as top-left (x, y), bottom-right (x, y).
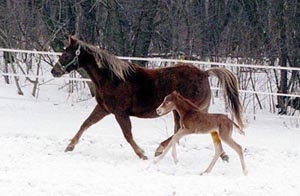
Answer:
top-left (0, 0), bottom-right (299, 111)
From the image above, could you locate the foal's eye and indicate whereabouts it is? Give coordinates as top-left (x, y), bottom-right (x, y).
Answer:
top-left (166, 101), bottom-right (170, 105)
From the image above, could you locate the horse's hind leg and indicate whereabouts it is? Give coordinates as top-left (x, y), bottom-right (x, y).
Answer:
top-left (65, 104), bottom-right (109, 152)
top-left (115, 114), bottom-right (147, 160)
top-left (154, 111), bottom-right (180, 156)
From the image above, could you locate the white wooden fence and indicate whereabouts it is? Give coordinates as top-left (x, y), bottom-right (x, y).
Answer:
top-left (0, 48), bottom-right (299, 120)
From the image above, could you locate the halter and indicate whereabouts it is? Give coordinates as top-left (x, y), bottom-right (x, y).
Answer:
top-left (57, 44), bottom-right (81, 72)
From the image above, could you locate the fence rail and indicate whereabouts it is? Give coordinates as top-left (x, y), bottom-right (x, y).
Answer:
top-left (1, 71), bottom-right (299, 99)
top-left (1, 47), bottom-right (300, 71)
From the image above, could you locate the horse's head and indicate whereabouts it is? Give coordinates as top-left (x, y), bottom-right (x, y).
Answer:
top-left (156, 91), bottom-right (179, 116)
top-left (51, 36), bottom-right (82, 77)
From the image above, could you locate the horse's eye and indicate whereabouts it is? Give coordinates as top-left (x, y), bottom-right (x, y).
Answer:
top-left (166, 101), bottom-right (170, 105)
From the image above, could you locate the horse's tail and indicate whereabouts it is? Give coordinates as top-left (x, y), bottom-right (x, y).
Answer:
top-left (206, 67), bottom-right (244, 129)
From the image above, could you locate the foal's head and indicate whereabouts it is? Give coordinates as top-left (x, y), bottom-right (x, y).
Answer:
top-left (51, 36), bottom-right (82, 77)
top-left (156, 91), bottom-right (179, 116)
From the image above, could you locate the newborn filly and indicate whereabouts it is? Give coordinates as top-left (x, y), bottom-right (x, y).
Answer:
top-left (154, 91), bottom-right (247, 175)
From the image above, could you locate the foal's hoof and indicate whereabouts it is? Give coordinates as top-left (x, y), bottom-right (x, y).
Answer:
top-left (220, 152), bottom-right (229, 162)
top-left (200, 171), bottom-right (209, 176)
top-left (140, 155), bottom-right (148, 160)
top-left (65, 145), bottom-right (75, 152)
top-left (154, 145), bottom-right (164, 157)
top-left (154, 151), bottom-right (162, 157)
top-left (243, 169), bottom-right (248, 176)
top-left (173, 159), bottom-right (179, 164)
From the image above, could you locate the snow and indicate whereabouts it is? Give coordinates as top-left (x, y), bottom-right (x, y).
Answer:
top-left (1, 80), bottom-right (300, 196)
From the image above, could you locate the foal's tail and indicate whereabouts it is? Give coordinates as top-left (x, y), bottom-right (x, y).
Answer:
top-left (232, 120), bottom-right (245, 136)
top-left (207, 67), bottom-right (244, 129)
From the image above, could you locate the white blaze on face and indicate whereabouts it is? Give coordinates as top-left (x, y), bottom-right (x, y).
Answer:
top-left (156, 97), bottom-right (173, 116)
top-left (156, 97), bottom-right (167, 116)
top-left (156, 103), bottom-right (165, 116)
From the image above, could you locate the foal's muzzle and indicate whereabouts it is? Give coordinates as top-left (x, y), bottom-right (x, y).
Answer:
top-left (156, 107), bottom-right (164, 116)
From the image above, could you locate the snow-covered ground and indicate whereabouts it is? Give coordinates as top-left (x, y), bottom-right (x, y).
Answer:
top-left (1, 81), bottom-right (300, 196)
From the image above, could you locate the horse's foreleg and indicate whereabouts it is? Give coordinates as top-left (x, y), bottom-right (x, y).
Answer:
top-left (154, 111), bottom-right (180, 157)
top-left (65, 104), bottom-right (108, 152)
top-left (211, 132), bottom-right (229, 162)
top-left (115, 114), bottom-right (147, 160)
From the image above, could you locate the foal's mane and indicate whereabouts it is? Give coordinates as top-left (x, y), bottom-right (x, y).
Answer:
top-left (74, 37), bottom-right (136, 81)
top-left (175, 92), bottom-right (201, 111)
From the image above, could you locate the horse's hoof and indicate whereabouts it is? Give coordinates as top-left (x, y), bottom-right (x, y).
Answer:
top-left (65, 145), bottom-right (74, 152)
top-left (220, 153), bottom-right (229, 162)
top-left (139, 154), bottom-right (148, 160)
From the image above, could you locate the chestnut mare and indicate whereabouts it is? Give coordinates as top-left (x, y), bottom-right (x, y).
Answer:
top-left (51, 36), bottom-right (243, 160)
top-left (155, 91), bottom-right (247, 175)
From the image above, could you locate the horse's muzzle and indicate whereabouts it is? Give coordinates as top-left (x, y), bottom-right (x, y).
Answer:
top-left (51, 64), bottom-right (65, 77)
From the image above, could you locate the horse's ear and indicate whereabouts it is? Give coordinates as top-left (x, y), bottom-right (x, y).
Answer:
top-left (69, 35), bottom-right (77, 46)
top-left (173, 90), bottom-right (179, 95)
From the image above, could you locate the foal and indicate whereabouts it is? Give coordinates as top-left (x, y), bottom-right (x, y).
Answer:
top-left (154, 91), bottom-right (247, 175)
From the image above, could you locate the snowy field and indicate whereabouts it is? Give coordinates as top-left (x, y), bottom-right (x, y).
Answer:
top-left (1, 81), bottom-right (300, 196)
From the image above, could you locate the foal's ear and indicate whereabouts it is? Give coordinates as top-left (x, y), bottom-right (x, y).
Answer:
top-left (69, 35), bottom-right (77, 46)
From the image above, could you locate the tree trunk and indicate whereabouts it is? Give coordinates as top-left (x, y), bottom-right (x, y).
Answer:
top-left (277, 0), bottom-right (289, 114)
top-left (104, 0), bottom-right (126, 55)
top-left (32, 57), bottom-right (41, 97)
top-left (9, 55), bottom-right (24, 95)
top-left (3, 52), bottom-right (10, 84)
top-left (132, 0), bottom-right (159, 66)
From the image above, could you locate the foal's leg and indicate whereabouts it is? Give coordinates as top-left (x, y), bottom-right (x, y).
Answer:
top-left (154, 129), bottom-right (187, 164)
top-left (200, 102), bottom-right (229, 162)
top-left (173, 111), bottom-right (181, 133)
top-left (221, 136), bottom-right (248, 175)
top-left (153, 136), bottom-right (175, 163)
top-left (154, 111), bottom-right (180, 156)
top-left (218, 126), bottom-right (248, 175)
top-left (171, 130), bottom-right (186, 164)
top-left (115, 114), bottom-right (147, 160)
top-left (201, 133), bottom-right (223, 175)
top-left (211, 132), bottom-right (229, 162)
top-left (65, 104), bottom-right (109, 152)
top-left (154, 136), bottom-right (172, 157)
